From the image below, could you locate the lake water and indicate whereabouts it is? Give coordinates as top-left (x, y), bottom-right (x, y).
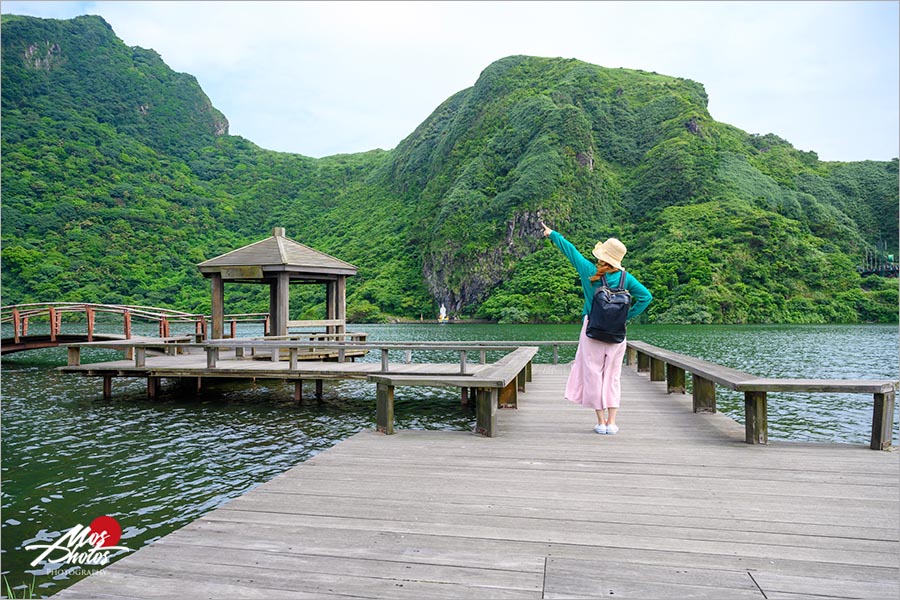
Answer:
top-left (1, 322), bottom-right (897, 596)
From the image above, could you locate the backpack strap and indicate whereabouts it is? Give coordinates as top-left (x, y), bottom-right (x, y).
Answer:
top-left (617, 269), bottom-right (627, 291)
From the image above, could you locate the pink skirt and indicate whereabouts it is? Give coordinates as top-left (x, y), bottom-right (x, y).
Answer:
top-left (565, 316), bottom-right (628, 410)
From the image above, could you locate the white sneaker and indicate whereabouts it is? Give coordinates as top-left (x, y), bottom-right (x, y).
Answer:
top-left (594, 424), bottom-right (607, 434)
top-left (606, 424), bottom-right (619, 435)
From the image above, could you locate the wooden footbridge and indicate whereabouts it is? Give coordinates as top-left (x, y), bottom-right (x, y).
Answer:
top-left (0, 302), bottom-right (269, 355)
top-left (52, 359), bottom-right (899, 599)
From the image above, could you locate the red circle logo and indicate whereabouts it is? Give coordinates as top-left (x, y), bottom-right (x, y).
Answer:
top-left (89, 515), bottom-right (122, 547)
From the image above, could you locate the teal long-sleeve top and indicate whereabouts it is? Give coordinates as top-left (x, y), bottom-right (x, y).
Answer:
top-left (549, 230), bottom-right (652, 320)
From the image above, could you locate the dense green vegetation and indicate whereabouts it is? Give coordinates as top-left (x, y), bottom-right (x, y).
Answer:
top-left (2, 15), bottom-right (897, 324)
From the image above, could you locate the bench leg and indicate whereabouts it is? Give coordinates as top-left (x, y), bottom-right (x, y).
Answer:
top-left (650, 357), bottom-right (665, 382)
top-left (666, 364), bottom-right (686, 394)
top-left (499, 380), bottom-right (517, 409)
top-left (525, 361), bottom-right (533, 383)
top-left (517, 368), bottom-right (527, 392)
top-left (626, 347), bottom-right (637, 366)
top-left (692, 375), bottom-right (716, 413)
top-left (67, 346), bottom-right (81, 367)
top-left (637, 352), bottom-right (650, 373)
top-left (376, 383), bottom-right (394, 435)
top-left (744, 391), bottom-right (768, 445)
top-left (871, 391), bottom-right (895, 450)
top-left (475, 388), bottom-right (498, 437)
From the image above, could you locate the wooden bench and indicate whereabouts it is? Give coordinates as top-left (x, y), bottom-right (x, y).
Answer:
top-left (626, 340), bottom-right (898, 450)
top-left (367, 346), bottom-right (539, 438)
top-left (64, 336), bottom-right (194, 367)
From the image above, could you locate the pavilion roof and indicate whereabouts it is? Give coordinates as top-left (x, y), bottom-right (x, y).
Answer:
top-left (197, 228), bottom-right (357, 277)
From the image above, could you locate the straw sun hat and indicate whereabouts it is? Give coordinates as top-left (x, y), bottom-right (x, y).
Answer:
top-left (592, 238), bottom-right (627, 270)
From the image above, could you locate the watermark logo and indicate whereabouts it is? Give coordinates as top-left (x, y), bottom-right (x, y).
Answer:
top-left (25, 515), bottom-right (132, 568)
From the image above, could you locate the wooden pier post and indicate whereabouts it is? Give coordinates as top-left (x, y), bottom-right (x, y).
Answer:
top-left (315, 379), bottom-right (323, 400)
top-left (147, 377), bottom-right (159, 400)
top-left (103, 376), bottom-right (112, 401)
top-left (294, 380), bottom-right (303, 404)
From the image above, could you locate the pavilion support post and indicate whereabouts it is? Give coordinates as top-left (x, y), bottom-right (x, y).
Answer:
top-left (210, 272), bottom-right (225, 340)
top-left (326, 281), bottom-right (337, 335)
top-left (269, 272), bottom-right (291, 336)
top-left (336, 277), bottom-right (347, 335)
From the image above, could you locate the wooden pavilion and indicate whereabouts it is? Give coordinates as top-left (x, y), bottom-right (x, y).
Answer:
top-left (197, 227), bottom-right (357, 339)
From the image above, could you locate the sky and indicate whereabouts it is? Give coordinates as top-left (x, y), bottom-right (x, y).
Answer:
top-left (3, 1), bottom-right (898, 162)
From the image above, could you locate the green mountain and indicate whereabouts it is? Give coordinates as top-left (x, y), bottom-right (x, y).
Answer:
top-left (2, 14), bottom-right (897, 324)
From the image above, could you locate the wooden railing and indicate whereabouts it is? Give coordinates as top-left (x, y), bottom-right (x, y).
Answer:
top-left (0, 302), bottom-right (209, 345)
top-left (626, 340), bottom-right (898, 450)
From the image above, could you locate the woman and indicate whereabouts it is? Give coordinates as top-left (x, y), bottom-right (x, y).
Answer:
top-left (541, 222), bottom-right (652, 434)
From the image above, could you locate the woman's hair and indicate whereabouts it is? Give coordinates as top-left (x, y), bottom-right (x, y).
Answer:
top-left (589, 261), bottom-right (619, 283)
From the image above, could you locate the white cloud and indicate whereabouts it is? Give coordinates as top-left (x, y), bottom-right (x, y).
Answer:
top-left (2, 0), bottom-right (897, 161)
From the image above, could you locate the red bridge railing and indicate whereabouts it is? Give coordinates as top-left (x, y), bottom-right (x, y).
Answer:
top-left (0, 303), bottom-right (270, 346)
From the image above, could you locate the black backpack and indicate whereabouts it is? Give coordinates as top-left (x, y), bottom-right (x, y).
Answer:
top-left (585, 270), bottom-right (631, 343)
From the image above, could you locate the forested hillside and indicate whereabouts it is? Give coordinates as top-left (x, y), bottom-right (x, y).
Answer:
top-left (2, 15), bottom-right (897, 324)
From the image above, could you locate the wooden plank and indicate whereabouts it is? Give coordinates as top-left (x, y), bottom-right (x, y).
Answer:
top-left (737, 378), bottom-right (897, 394)
top-left (543, 557), bottom-right (762, 599)
top-left (287, 319), bottom-right (345, 328)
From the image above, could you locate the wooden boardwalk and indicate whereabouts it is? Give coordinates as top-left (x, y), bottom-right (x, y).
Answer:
top-left (55, 364), bottom-right (899, 599)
